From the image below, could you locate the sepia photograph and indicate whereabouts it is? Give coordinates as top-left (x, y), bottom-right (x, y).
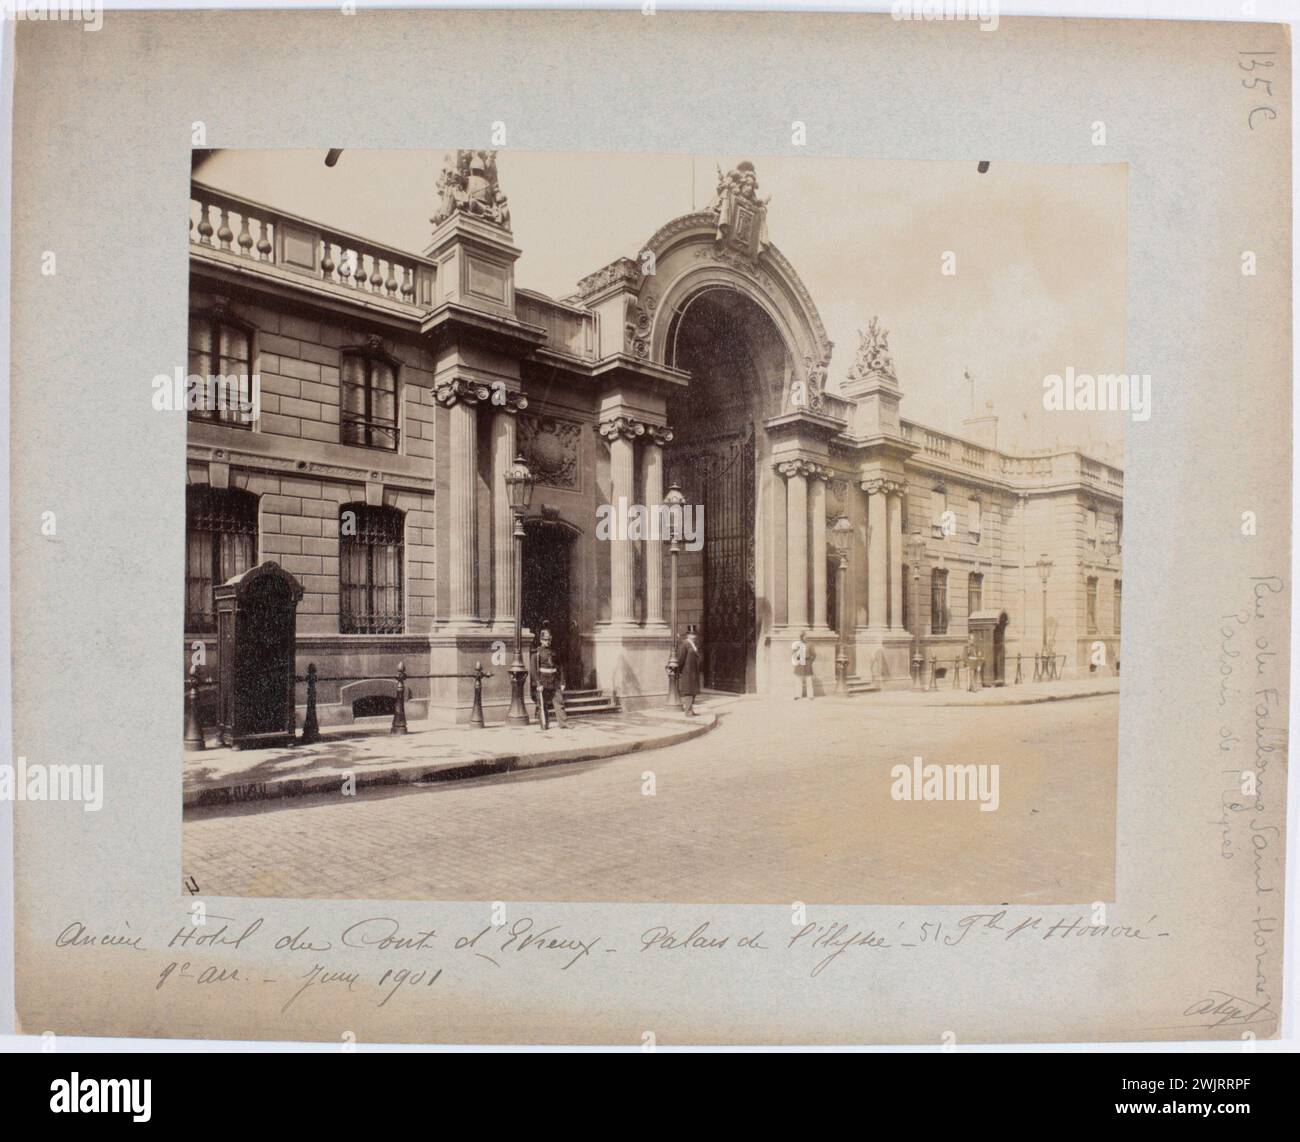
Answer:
top-left (180, 149), bottom-right (1126, 904)
top-left (5, 3), bottom-right (1291, 1075)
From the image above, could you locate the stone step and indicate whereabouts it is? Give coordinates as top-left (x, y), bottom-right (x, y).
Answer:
top-left (564, 702), bottom-right (621, 717)
top-left (559, 689), bottom-right (620, 717)
top-left (845, 675), bottom-right (881, 695)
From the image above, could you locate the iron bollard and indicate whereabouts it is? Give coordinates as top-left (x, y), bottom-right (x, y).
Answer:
top-left (952, 656), bottom-right (962, 689)
top-left (391, 660), bottom-right (409, 735)
top-left (300, 663), bottom-right (321, 745)
top-left (184, 665), bottom-right (206, 751)
top-left (471, 661), bottom-right (487, 727)
top-left (1014, 653), bottom-right (1023, 685)
top-left (927, 655), bottom-right (937, 691)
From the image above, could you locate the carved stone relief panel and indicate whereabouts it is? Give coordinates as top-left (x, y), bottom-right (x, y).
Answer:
top-left (518, 412), bottom-right (583, 491)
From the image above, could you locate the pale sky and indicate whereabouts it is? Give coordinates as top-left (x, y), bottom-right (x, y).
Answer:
top-left (195, 149), bottom-right (1127, 460)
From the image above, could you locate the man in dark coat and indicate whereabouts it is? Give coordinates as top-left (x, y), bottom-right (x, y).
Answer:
top-left (678, 625), bottom-right (702, 716)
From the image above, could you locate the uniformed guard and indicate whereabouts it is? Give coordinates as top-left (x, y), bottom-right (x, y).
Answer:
top-left (529, 626), bottom-right (568, 730)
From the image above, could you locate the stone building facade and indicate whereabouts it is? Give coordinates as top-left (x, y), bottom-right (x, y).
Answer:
top-left (185, 154), bottom-right (1123, 726)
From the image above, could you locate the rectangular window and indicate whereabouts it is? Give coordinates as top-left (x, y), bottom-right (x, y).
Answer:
top-left (340, 505), bottom-right (405, 633)
top-left (931, 568), bottom-right (949, 635)
top-left (968, 498), bottom-right (981, 541)
top-left (1113, 578), bottom-right (1122, 634)
top-left (341, 354), bottom-right (400, 451)
top-left (1085, 507), bottom-right (1098, 547)
top-left (1086, 575), bottom-right (1099, 634)
top-left (188, 315), bottom-right (254, 428)
top-left (185, 487), bottom-right (258, 632)
top-left (931, 488), bottom-right (947, 537)
top-left (968, 572), bottom-right (983, 618)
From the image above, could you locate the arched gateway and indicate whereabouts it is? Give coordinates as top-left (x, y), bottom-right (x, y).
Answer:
top-left (575, 171), bottom-right (849, 698)
top-left (414, 155), bottom-right (915, 714)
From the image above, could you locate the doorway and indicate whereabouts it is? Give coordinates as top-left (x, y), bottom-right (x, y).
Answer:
top-left (521, 518), bottom-right (579, 685)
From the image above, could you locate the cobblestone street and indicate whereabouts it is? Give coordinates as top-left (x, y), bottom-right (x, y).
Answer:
top-left (183, 693), bottom-right (1118, 904)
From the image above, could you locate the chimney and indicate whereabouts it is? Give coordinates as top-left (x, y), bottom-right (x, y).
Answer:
top-left (963, 400), bottom-right (999, 450)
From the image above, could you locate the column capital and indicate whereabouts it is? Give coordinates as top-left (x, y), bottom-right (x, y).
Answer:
top-left (777, 459), bottom-right (830, 480)
top-left (861, 476), bottom-right (907, 497)
top-left (597, 415), bottom-right (670, 443)
top-left (435, 377), bottom-right (528, 412)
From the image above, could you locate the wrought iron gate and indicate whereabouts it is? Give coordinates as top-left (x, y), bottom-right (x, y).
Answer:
top-left (667, 425), bottom-right (756, 692)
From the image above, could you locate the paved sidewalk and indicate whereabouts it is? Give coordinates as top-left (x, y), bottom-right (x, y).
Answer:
top-left (826, 675), bottom-right (1120, 706)
top-left (184, 709), bottom-right (716, 810)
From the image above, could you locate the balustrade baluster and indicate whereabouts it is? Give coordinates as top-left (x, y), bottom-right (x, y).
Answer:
top-left (197, 202), bottom-right (214, 246)
top-left (353, 251), bottom-right (367, 289)
top-left (217, 208), bottom-right (233, 251)
top-left (257, 218), bottom-right (273, 261)
top-left (237, 212), bottom-right (254, 257)
top-left (384, 260), bottom-right (398, 296)
top-left (320, 239), bottom-right (336, 281)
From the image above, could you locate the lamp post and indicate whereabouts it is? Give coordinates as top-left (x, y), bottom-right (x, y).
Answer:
top-left (504, 455), bottom-right (534, 725)
top-left (1036, 554), bottom-right (1053, 680)
top-left (906, 532), bottom-right (927, 691)
top-left (831, 515), bottom-right (852, 695)
top-left (663, 482), bottom-right (686, 707)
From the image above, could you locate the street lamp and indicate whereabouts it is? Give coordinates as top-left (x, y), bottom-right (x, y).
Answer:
top-left (663, 481), bottom-right (686, 707)
top-left (830, 515), bottom-right (852, 695)
top-left (1035, 554), bottom-right (1053, 681)
top-left (504, 454), bottom-right (534, 724)
top-left (906, 532), bottom-right (927, 691)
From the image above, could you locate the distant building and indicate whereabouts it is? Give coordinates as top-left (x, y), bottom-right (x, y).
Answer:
top-left (185, 154), bottom-right (1122, 726)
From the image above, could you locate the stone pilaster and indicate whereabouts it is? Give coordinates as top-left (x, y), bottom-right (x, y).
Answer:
top-left (810, 468), bottom-right (830, 631)
top-left (887, 482), bottom-right (906, 632)
top-left (777, 460), bottom-right (816, 632)
top-left (641, 425), bottom-right (673, 628)
top-left (863, 478), bottom-right (888, 633)
top-left (598, 416), bottom-right (645, 628)
top-left (435, 377), bottom-right (492, 625)
top-left (488, 390), bottom-right (528, 628)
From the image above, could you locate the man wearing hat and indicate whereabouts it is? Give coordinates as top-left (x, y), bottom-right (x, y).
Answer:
top-left (529, 623), bottom-right (569, 730)
top-left (678, 624), bottom-right (702, 717)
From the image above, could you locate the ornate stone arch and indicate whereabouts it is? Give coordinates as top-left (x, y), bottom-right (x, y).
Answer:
top-left (636, 213), bottom-right (832, 392)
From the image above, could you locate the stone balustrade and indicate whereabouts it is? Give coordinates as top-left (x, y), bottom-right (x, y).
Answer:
top-left (190, 182), bottom-right (436, 308)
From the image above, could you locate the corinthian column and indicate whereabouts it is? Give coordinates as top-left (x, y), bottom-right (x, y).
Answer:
top-left (780, 461), bottom-right (811, 631)
top-left (642, 425), bottom-right (673, 627)
top-left (489, 392), bottom-right (528, 626)
top-left (864, 478), bottom-right (888, 633)
top-left (599, 416), bottom-right (645, 627)
top-left (436, 378), bottom-right (490, 624)
top-left (887, 482), bottom-right (907, 631)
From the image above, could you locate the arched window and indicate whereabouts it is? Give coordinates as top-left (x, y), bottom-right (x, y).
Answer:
top-left (340, 347), bottom-right (399, 451)
top-left (186, 486), bottom-right (258, 632)
top-left (339, 504), bottom-right (405, 633)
